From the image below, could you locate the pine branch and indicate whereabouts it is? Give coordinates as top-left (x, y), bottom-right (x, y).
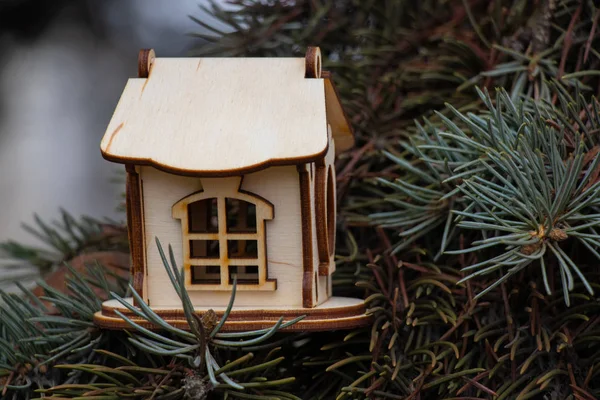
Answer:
top-left (0, 210), bottom-right (128, 278)
top-left (2, 1), bottom-right (600, 399)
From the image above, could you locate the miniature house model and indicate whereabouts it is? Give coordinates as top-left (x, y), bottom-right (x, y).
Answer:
top-left (94, 48), bottom-right (369, 331)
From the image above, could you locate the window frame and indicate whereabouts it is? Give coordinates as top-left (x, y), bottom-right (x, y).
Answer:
top-left (172, 185), bottom-right (276, 291)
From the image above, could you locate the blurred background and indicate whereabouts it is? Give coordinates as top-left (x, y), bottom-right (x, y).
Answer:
top-left (0, 0), bottom-right (221, 244)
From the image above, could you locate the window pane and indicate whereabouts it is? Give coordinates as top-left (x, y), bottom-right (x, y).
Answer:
top-left (190, 240), bottom-right (220, 258)
top-left (188, 198), bottom-right (218, 233)
top-left (191, 265), bottom-right (221, 284)
top-left (228, 240), bottom-right (258, 259)
top-left (225, 198), bottom-right (257, 233)
top-left (229, 265), bottom-right (259, 285)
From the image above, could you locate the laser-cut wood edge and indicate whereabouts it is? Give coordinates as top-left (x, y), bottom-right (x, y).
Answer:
top-left (171, 176), bottom-right (276, 292)
top-left (318, 262), bottom-right (330, 276)
top-left (314, 165), bottom-right (329, 263)
top-left (103, 57), bottom-right (355, 176)
top-left (102, 147), bottom-right (329, 178)
top-left (94, 297), bottom-right (371, 332)
top-left (111, 50), bottom-right (356, 317)
top-left (305, 46), bottom-right (322, 78)
top-left (297, 164), bottom-right (315, 308)
top-left (316, 163), bottom-right (336, 276)
top-left (138, 48), bottom-right (156, 78)
top-left (322, 70), bottom-right (355, 153)
top-left (125, 164), bottom-right (146, 305)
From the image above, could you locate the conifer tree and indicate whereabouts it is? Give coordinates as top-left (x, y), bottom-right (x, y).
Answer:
top-left (2, 1), bottom-right (600, 398)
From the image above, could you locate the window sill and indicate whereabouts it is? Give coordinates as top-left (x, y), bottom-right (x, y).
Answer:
top-left (185, 280), bottom-right (277, 291)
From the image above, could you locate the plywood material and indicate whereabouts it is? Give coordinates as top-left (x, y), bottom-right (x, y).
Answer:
top-left (304, 46), bottom-right (322, 78)
top-left (102, 58), bottom-right (330, 175)
top-left (101, 54), bottom-right (355, 175)
top-left (94, 296), bottom-right (370, 332)
top-left (301, 128), bottom-right (336, 305)
top-left (97, 49), bottom-right (361, 332)
top-left (172, 176), bottom-right (276, 291)
top-left (315, 128), bottom-right (337, 277)
top-left (315, 165), bottom-right (329, 263)
top-left (125, 165), bottom-right (146, 303)
top-left (297, 163), bottom-right (315, 308)
top-left (323, 71), bottom-right (354, 153)
top-left (142, 166), bottom-right (305, 308)
top-left (138, 49), bottom-right (155, 78)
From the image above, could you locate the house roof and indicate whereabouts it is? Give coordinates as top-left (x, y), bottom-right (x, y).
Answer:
top-left (100, 55), bottom-right (354, 176)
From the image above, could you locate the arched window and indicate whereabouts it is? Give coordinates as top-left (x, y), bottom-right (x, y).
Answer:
top-left (173, 183), bottom-right (275, 291)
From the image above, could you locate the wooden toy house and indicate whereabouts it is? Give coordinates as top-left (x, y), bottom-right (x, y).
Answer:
top-left (94, 48), bottom-right (369, 331)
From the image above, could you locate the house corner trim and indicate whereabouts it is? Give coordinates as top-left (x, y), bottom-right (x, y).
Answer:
top-left (126, 164), bottom-right (146, 305)
top-left (297, 164), bottom-right (315, 308)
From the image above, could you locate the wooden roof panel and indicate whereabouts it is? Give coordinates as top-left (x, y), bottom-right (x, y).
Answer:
top-left (101, 57), bottom-right (340, 175)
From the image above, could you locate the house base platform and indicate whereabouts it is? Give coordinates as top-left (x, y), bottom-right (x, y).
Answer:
top-left (94, 296), bottom-right (371, 332)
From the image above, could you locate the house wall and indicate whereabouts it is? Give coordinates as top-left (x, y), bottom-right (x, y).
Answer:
top-left (140, 165), bottom-right (304, 308)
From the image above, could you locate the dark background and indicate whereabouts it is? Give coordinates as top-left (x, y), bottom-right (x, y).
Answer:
top-left (0, 0), bottom-right (218, 245)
